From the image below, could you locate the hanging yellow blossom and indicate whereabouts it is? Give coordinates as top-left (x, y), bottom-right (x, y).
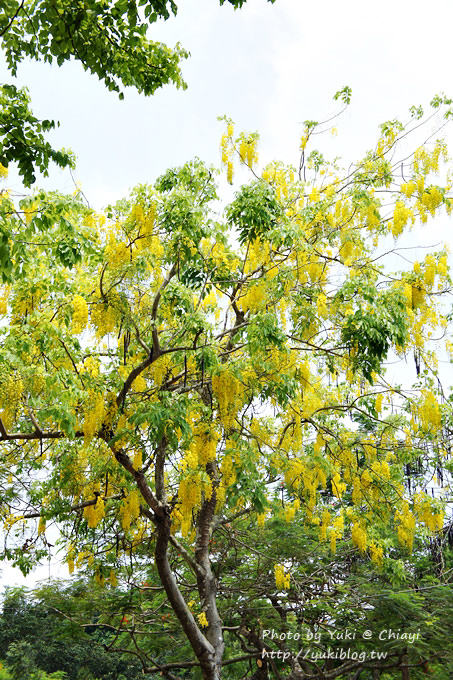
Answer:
top-left (72, 295), bottom-right (89, 334)
top-left (120, 490), bottom-right (141, 531)
top-left (351, 523), bottom-right (367, 552)
top-left (212, 370), bottom-right (244, 430)
top-left (83, 391), bottom-right (105, 444)
top-left (275, 564), bottom-right (291, 590)
top-left (198, 612), bottom-right (209, 628)
top-left (369, 542), bottom-right (384, 566)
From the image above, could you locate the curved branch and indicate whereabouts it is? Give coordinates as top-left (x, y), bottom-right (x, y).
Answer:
top-left (0, 0), bottom-right (25, 37)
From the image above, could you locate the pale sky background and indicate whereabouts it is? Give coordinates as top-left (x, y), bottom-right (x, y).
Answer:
top-left (3, 0), bottom-right (453, 206)
top-left (2, 0), bottom-right (453, 587)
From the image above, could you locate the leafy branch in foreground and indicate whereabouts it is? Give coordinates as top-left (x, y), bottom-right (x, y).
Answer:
top-left (0, 84), bottom-right (74, 187)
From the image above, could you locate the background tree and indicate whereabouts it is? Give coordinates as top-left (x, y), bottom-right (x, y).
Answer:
top-left (0, 92), bottom-right (453, 678)
top-left (0, 586), bottom-right (143, 680)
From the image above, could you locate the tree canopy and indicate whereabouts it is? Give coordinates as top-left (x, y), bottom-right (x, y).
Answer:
top-left (1, 92), bottom-right (453, 678)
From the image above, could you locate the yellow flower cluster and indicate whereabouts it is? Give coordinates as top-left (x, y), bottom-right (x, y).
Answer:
top-left (300, 391), bottom-right (323, 419)
top-left (391, 201), bottom-right (414, 237)
top-left (257, 512), bottom-right (267, 528)
top-left (413, 494), bottom-right (444, 531)
top-left (413, 141), bottom-right (447, 176)
top-left (369, 542), bottom-right (384, 566)
top-left (284, 498), bottom-right (300, 523)
top-left (375, 393), bottom-right (383, 414)
top-left (423, 254), bottom-right (437, 287)
top-left (370, 459), bottom-right (390, 480)
top-left (182, 422), bottom-right (219, 468)
top-left (238, 135), bottom-right (259, 169)
top-left (340, 238), bottom-right (356, 264)
top-left (275, 564), bottom-right (291, 590)
top-left (3, 513), bottom-right (25, 532)
top-left (120, 490), bottom-right (141, 531)
top-left (95, 569), bottom-right (105, 587)
top-left (326, 513), bottom-right (345, 554)
top-left (132, 450), bottom-right (143, 471)
top-left (84, 496), bottom-right (105, 529)
top-left (416, 390), bottom-right (441, 434)
top-left (331, 473), bottom-right (346, 499)
top-left (313, 432), bottom-right (324, 454)
top-left (105, 232), bottom-right (130, 268)
top-left (220, 123), bottom-right (234, 184)
top-left (198, 612), bottom-right (209, 628)
top-left (261, 163), bottom-right (294, 200)
top-left (178, 472), bottom-right (204, 536)
top-left (307, 260), bottom-right (324, 283)
top-left (141, 233), bottom-right (164, 259)
top-left (376, 127), bottom-right (398, 156)
top-left (0, 375), bottom-right (23, 429)
top-left (23, 202), bottom-right (38, 224)
top-left (283, 457), bottom-right (323, 508)
top-left (401, 180), bottom-right (416, 198)
top-left (410, 282), bottom-right (425, 310)
top-left (316, 292), bottom-right (328, 319)
top-left (130, 202), bottom-right (157, 246)
top-left (437, 253), bottom-right (448, 277)
top-left (84, 356), bottom-right (100, 377)
top-left (422, 504), bottom-right (444, 531)
top-left (90, 299), bottom-right (117, 338)
top-left (319, 509), bottom-right (331, 541)
top-left (83, 390), bottom-right (105, 444)
top-left (395, 502), bottom-right (415, 551)
top-left (237, 280), bottom-right (266, 313)
top-left (420, 187), bottom-right (444, 217)
top-left (202, 290), bottom-right (217, 309)
top-left (0, 163), bottom-right (8, 179)
top-left (0, 285), bottom-right (9, 315)
top-left (351, 523), bottom-right (367, 552)
top-left (149, 355), bottom-right (172, 387)
top-left (248, 237), bottom-right (270, 272)
top-left (132, 374), bottom-right (147, 392)
top-left (300, 128), bottom-right (309, 151)
top-left (212, 370), bottom-right (243, 430)
top-left (72, 295), bottom-right (89, 334)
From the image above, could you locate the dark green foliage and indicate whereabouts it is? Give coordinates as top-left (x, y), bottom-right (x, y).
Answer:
top-left (0, 1), bottom-right (187, 98)
top-left (0, 84), bottom-right (74, 186)
top-left (226, 180), bottom-right (283, 244)
top-left (341, 288), bottom-right (408, 382)
top-left (0, 588), bottom-right (142, 680)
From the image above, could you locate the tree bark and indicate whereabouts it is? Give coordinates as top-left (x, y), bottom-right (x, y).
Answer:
top-left (154, 509), bottom-right (220, 680)
top-left (153, 439), bottom-right (222, 680)
top-left (401, 650), bottom-right (410, 680)
top-left (195, 461), bottom-right (225, 679)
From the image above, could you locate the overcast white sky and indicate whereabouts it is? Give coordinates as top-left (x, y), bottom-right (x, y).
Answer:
top-left (3, 0), bottom-right (453, 206)
top-left (2, 0), bottom-right (453, 587)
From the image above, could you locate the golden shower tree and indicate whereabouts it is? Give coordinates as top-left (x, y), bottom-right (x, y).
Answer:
top-left (1, 91), bottom-right (453, 679)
